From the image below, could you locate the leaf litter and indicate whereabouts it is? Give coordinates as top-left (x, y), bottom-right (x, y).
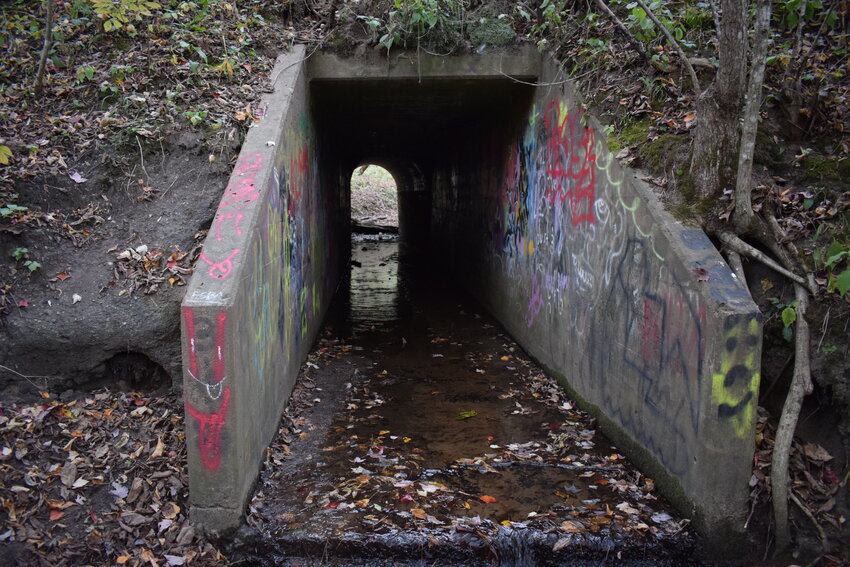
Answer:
top-left (0, 391), bottom-right (226, 566)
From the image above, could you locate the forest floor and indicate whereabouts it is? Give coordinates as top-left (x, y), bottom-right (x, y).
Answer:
top-left (1, 0), bottom-right (849, 565)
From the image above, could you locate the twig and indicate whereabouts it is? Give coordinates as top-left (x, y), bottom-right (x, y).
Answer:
top-left (135, 136), bottom-right (149, 182)
top-left (34, 0), bottom-right (54, 95)
top-left (772, 283), bottom-right (813, 553)
top-left (0, 364), bottom-right (51, 392)
top-left (635, 0), bottom-right (701, 91)
top-left (789, 491), bottom-right (828, 550)
top-left (717, 231), bottom-right (811, 291)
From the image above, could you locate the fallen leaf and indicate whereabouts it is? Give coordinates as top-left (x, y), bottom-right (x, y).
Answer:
top-left (693, 267), bottom-right (709, 282)
top-left (60, 462), bottom-right (77, 487)
top-left (72, 293), bottom-right (82, 304)
top-left (49, 509), bottom-right (65, 521)
top-left (54, 269), bottom-right (71, 281)
top-left (120, 512), bottom-right (150, 526)
top-left (456, 410), bottom-right (477, 420)
top-left (560, 520), bottom-right (583, 533)
top-left (17, 299), bottom-right (27, 308)
top-left (479, 495), bottom-right (497, 503)
top-left (803, 443), bottom-right (833, 463)
top-left (161, 502), bottom-right (180, 519)
top-left (151, 436), bottom-right (166, 458)
top-left (411, 508), bottom-right (427, 519)
top-left (553, 537), bottom-right (571, 552)
top-left (69, 171), bottom-right (88, 183)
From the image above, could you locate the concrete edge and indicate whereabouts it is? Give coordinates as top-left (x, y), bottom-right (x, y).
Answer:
top-left (306, 46), bottom-right (542, 80)
top-left (181, 45), bottom-right (308, 532)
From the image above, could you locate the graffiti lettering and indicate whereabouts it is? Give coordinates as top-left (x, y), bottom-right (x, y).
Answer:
top-left (199, 249), bottom-right (240, 279)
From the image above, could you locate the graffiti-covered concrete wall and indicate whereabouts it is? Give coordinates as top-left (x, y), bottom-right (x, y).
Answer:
top-left (181, 46), bottom-right (343, 534)
top-left (431, 57), bottom-right (762, 543)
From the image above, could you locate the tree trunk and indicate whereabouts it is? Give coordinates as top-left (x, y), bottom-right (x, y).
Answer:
top-left (733, 0), bottom-right (772, 233)
top-left (691, 0), bottom-right (748, 202)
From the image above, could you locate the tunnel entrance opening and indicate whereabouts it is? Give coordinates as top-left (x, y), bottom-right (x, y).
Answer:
top-left (349, 164), bottom-right (399, 234)
top-left (183, 49), bottom-right (762, 554)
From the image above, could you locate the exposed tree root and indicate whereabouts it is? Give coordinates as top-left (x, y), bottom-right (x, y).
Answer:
top-left (771, 282), bottom-right (812, 551)
top-left (717, 231), bottom-right (812, 291)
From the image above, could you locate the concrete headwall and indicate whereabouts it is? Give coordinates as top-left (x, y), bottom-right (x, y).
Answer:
top-left (180, 46), bottom-right (342, 533)
top-left (431, 58), bottom-right (762, 543)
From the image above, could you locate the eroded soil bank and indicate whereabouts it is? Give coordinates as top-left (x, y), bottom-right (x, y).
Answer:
top-left (226, 236), bottom-right (694, 566)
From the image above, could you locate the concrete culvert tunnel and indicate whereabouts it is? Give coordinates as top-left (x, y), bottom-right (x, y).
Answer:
top-left (181, 47), bottom-right (762, 561)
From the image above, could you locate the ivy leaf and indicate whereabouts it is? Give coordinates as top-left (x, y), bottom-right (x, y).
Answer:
top-left (835, 270), bottom-right (850, 297)
top-left (0, 145), bottom-right (12, 166)
top-left (781, 305), bottom-right (797, 328)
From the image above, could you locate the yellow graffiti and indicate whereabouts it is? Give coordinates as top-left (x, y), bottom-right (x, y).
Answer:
top-left (711, 317), bottom-right (760, 438)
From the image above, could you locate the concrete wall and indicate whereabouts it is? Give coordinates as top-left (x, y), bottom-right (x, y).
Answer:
top-left (180, 46), bottom-right (343, 534)
top-left (431, 57), bottom-right (762, 544)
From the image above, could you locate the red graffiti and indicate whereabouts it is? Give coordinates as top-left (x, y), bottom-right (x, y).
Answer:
top-left (183, 308), bottom-right (231, 471)
top-left (186, 387), bottom-right (231, 472)
top-left (199, 249), bottom-right (240, 279)
top-left (542, 100), bottom-right (597, 226)
top-left (288, 146), bottom-right (309, 214)
top-left (215, 212), bottom-right (244, 241)
top-left (641, 297), bottom-right (662, 362)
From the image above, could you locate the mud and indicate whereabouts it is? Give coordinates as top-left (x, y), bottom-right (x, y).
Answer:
top-left (226, 236), bottom-right (696, 566)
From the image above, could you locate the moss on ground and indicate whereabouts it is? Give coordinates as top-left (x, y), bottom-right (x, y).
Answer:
top-left (800, 154), bottom-right (850, 182)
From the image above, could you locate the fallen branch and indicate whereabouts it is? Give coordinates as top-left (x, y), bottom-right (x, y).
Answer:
top-left (593, 0), bottom-right (673, 73)
top-left (789, 491), bottom-right (828, 551)
top-left (772, 283), bottom-right (813, 553)
top-left (717, 231), bottom-right (812, 291)
top-left (635, 0), bottom-right (701, 91)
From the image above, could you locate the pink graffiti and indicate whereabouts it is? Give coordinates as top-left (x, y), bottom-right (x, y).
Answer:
top-left (215, 213), bottom-right (244, 241)
top-left (220, 175), bottom-right (260, 210)
top-left (526, 273), bottom-right (544, 327)
top-left (199, 249), bottom-right (240, 279)
top-left (543, 100), bottom-right (597, 226)
top-left (183, 308), bottom-right (231, 471)
top-left (234, 152), bottom-right (262, 176)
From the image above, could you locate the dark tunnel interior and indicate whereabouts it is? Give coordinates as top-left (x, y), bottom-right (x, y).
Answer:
top-left (311, 78), bottom-right (536, 254)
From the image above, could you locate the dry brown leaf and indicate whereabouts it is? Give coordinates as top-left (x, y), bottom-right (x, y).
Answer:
top-left (411, 508), bottom-right (427, 520)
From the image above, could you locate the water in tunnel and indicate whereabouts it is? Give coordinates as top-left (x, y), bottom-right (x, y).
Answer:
top-left (231, 236), bottom-right (693, 565)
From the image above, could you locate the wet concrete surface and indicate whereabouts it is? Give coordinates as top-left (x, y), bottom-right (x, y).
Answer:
top-left (227, 236), bottom-right (696, 566)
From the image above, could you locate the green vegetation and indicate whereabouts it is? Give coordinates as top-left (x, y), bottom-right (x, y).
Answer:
top-left (10, 247), bottom-right (41, 273)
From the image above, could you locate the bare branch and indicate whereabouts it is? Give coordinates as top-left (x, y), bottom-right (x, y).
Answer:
top-left (634, 0), bottom-right (701, 92)
top-left (593, 0), bottom-right (673, 73)
top-left (34, 0), bottom-right (54, 95)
